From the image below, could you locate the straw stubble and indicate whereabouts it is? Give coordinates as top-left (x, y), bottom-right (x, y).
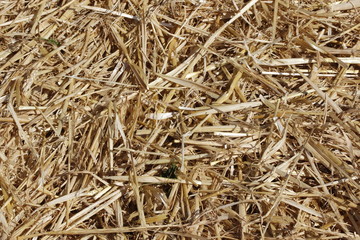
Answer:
top-left (0, 0), bottom-right (359, 239)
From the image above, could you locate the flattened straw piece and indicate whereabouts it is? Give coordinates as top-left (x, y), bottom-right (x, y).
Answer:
top-left (320, 22), bottom-right (360, 46)
top-left (306, 153), bottom-right (353, 233)
top-left (10, 215), bottom-right (40, 239)
top-left (158, 231), bottom-right (209, 240)
top-left (45, 188), bottom-right (93, 207)
top-left (262, 162), bottom-right (312, 189)
top-left (0, 177), bottom-right (15, 217)
top-left (7, 102), bottom-right (39, 158)
top-left (156, 73), bottom-right (220, 98)
top-left (309, 139), bottom-right (357, 175)
top-left (116, 148), bottom-right (169, 156)
top-left (0, 39), bottom-right (38, 71)
top-left (145, 154), bottom-right (211, 165)
top-left (18, 106), bottom-right (47, 110)
top-left (329, 195), bottom-right (358, 210)
top-left (0, 6), bottom-right (58, 27)
top-left (18, 225), bottom-right (182, 239)
top-left (293, 126), bottom-right (360, 189)
top-left (229, 58), bottom-right (286, 94)
top-left (79, 5), bottom-right (140, 20)
top-left (30, 2), bottom-right (46, 34)
top-left (51, 60), bottom-right (89, 87)
top-left (115, 111), bottom-right (128, 146)
top-left (150, 51), bottom-right (197, 85)
top-left (282, 199), bottom-right (322, 217)
top-left (261, 121), bottom-right (287, 160)
top-left (144, 213), bottom-right (168, 224)
top-left (109, 25), bottom-right (148, 89)
top-left (312, 176), bottom-right (359, 188)
top-left (186, 102), bottom-right (262, 118)
top-left (70, 191), bottom-right (123, 229)
top-left (271, 0), bottom-right (279, 41)
top-left (103, 176), bottom-right (210, 185)
top-left (215, 70), bottom-right (242, 104)
top-left (156, 13), bottom-right (247, 45)
top-left (200, 188), bottom-right (232, 201)
top-left (183, 0), bottom-right (259, 75)
top-left (38, 33), bottom-right (86, 64)
top-left (293, 66), bottom-right (343, 114)
top-left (40, 3), bottom-right (79, 39)
top-left (0, 210), bottom-right (9, 237)
top-left (261, 71), bottom-right (358, 77)
top-left (180, 139), bottom-right (223, 147)
top-left (59, 189), bottom-right (122, 229)
top-left (329, 112), bottom-right (360, 146)
top-left (147, 112), bottom-right (177, 120)
top-left (330, 0), bottom-right (360, 11)
top-left (260, 57), bottom-right (360, 66)
top-left (321, 46), bottom-right (360, 55)
top-left (73, 171), bottom-right (110, 186)
top-left (0, 117), bottom-right (31, 124)
top-left (140, 4), bottom-right (148, 93)
top-left (0, 151), bottom-right (7, 161)
top-left (150, 15), bottom-right (186, 40)
top-left (213, 132), bottom-right (250, 137)
top-left (280, 87), bottom-right (328, 102)
top-left (129, 165), bottom-right (147, 228)
top-left (195, 125), bottom-right (241, 132)
top-left (185, 113), bottom-right (212, 138)
top-left (303, 36), bottom-right (348, 68)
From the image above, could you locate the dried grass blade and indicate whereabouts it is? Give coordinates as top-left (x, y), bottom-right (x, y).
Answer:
top-left (282, 199), bottom-right (322, 217)
top-left (110, 25), bottom-right (148, 89)
top-left (186, 102), bottom-right (262, 118)
top-left (156, 73), bottom-right (220, 98)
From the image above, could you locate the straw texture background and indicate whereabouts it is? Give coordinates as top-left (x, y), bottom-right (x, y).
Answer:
top-left (0, 0), bottom-right (360, 239)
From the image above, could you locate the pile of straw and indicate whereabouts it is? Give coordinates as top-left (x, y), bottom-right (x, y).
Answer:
top-left (1, 0), bottom-right (359, 239)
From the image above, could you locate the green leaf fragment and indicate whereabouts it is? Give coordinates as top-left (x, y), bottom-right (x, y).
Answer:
top-left (39, 38), bottom-right (61, 46)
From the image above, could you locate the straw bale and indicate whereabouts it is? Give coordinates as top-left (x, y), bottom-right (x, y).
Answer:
top-left (0, 0), bottom-right (359, 239)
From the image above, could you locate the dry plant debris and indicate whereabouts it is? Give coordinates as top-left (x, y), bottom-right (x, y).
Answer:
top-left (0, 0), bottom-right (360, 239)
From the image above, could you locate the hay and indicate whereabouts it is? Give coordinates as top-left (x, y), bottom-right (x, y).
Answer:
top-left (0, 0), bottom-right (359, 239)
